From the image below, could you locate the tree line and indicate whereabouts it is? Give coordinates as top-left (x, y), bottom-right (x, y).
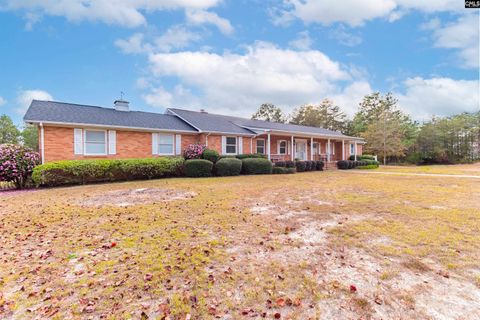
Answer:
top-left (251, 93), bottom-right (480, 165)
top-left (0, 115), bottom-right (38, 150)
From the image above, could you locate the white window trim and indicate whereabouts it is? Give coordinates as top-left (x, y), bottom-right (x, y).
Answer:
top-left (277, 140), bottom-right (287, 155)
top-left (83, 129), bottom-right (107, 156)
top-left (350, 143), bottom-right (355, 154)
top-left (313, 142), bottom-right (318, 155)
top-left (225, 136), bottom-right (238, 155)
top-left (256, 138), bottom-right (265, 154)
top-left (158, 133), bottom-right (175, 156)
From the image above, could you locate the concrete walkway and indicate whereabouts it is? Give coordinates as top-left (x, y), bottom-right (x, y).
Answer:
top-left (346, 171), bottom-right (480, 179)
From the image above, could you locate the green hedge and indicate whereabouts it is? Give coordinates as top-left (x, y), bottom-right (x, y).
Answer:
top-left (202, 148), bottom-right (220, 163)
top-left (241, 158), bottom-right (272, 175)
top-left (185, 159), bottom-right (213, 177)
top-left (214, 158), bottom-right (242, 176)
top-left (32, 157), bottom-right (185, 187)
top-left (357, 164), bottom-right (379, 169)
top-left (272, 167), bottom-right (295, 174)
top-left (235, 153), bottom-right (267, 160)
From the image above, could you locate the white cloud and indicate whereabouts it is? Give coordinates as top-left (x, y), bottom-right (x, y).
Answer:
top-left (429, 14), bottom-right (479, 69)
top-left (185, 9), bottom-right (234, 35)
top-left (331, 81), bottom-right (374, 116)
top-left (277, 0), bottom-right (461, 27)
top-left (154, 25), bottom-right (202, 52)
top-left (143, 42), bottom-right (374, 117)
top-left (16, 89), bottom-right (53, 114)
top-left (396, 77), bottom-right (480, 119)
top-left (143, 85), bottom-right (199, 108)
top-left (0, 96), bottom-right (6, 106)
top-left (115, 33), bottom-right (151, 54)
top-left (329, 26), bottom-right (362, 47)
top-left (288, 31), bottom-right (313, 50)
top-left (115, 26), bottom-right (201, 54)
top-left (2, 0), bottom-right (221, 28)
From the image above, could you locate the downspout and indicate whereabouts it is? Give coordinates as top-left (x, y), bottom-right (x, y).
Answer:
top-left (39, 122), bottom-right (45, 164)
top-left (205, 132), bottom-right (211, 147)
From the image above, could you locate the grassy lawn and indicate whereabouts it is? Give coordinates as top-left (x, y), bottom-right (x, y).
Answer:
top-left (1, 164), bottom-right (479, 319)
top-left (375, 162), bottom-right (480, 176)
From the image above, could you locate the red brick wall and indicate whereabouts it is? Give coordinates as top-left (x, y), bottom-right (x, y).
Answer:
top-left (41, 126), bottom-right (199, 162)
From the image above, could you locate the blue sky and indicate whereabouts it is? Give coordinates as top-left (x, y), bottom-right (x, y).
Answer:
top-left (0, 0), bottom-right (478, 126)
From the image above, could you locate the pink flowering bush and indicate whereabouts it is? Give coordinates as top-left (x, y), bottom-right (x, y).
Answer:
top-left (0, 144), bottom-right (41, 189)
top-left (183, 144), bottom-right (206, 160)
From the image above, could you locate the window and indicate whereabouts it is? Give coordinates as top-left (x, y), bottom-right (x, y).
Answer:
top-left (84, 130), bottom-right (106, 155)
top-left (278, 140), bottom-right (287, 154)
top-left (350, 143), bottom-right (355, 154)
top-left (313, 142), bottom-right (318, 155)
top-left (226, 137), bottom-right (237, 154)
top-left (256, 139), bottom-right (265, 154)
top-left (158, 134), bottom-right (174, 155)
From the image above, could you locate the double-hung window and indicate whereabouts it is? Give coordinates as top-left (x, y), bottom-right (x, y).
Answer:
top-left (350, 143), bottom-right (355, 154)
top-left (226, 137), bottom-right (237, 154)
top-left (84, 130), bottom-right (106, 155)
top-left (278, 140), bottom-right (287, 154)
top-left (256, 139), bottom-right (265, 154)
top-left (158, 134), bottom-right (174, 155)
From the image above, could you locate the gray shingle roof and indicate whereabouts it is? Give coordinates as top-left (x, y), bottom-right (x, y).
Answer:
top-left (24, 100), bottom-right (198, 132)
top-left (168, 108), bottom-right (354, 138)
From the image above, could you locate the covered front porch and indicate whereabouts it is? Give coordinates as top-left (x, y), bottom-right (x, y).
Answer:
top-left (252, 131), bottom-right (363, 163)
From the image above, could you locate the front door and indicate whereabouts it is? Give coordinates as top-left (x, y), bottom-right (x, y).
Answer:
top-left (295, 141), bottom-right (307, 160)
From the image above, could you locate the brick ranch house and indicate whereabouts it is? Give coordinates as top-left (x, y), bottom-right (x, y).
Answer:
top-left (24, 100), bottom-right (364, 165)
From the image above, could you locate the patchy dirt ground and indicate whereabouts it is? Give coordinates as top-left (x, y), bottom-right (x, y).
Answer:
top-left (1, 165), bottom-right (479, 319)
top-left (76, 188), bottom-right (196, 207)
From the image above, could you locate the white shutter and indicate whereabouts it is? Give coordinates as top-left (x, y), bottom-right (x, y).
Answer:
top-left (221, 136), bottom-right (226, 155)
top-left (74, 128), bottom-right (83, 155)
top-left (152, 133), bottom-right (158, 155)
top-left (175, 134), bottom-right (182, 155)
top-left (108, 130), bottom-right (116, 154)
top-left (238, 137), bottom-right (243, 154)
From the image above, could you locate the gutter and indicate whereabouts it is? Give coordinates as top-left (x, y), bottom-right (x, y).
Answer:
top-left (39, 122), bottom-right (45, 164)
top-left (24, 120), bottom-right (198, 134)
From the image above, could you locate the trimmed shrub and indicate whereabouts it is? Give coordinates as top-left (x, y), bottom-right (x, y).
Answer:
top-left (357, 164), bottom-right (379, 169)
top-left (286, 167), bottom-right (296, 174)
top-left (309, 161), bottom-right (316, 171)
top-left (295, 161), bottom-right (306, 172)
top-left (235, 153), bottom-right (267, 160)
top-left (285, 160), bottom-right (295, 168)
top-left (336, 160), bottom-right (349, 170)
top-left (349, 154), bottom-right (375, 161)
top-left (348, 161), bottom-right (355, 169)
top-left (32, 157), bottom-right (185, 187)
top-left (272, 166), bottom-right (286, 174)
top-left (241, 158), bottom-right (272, 175)
top-left (185, 159), bottom-right (213, 177)
top-left (315, 160), bottom-right (324, 171)
top-left (184, 144), bottom-right (206, 160)
top-left (274, 161), bottom-right (286, 167)
top-left (214, 158), bottom-right (242, 176)
top-left (202, 148), bottom-right (220, 163)
top-left (0, 144), bottom-right (41, 189)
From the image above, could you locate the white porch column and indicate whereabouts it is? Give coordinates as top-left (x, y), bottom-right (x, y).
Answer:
top-left (342, 140), bottom-right (345, 160)
top-left (310, 137), bottom-right (313, 160)
top-left (354, 141), bottom-right (358, 161)
top-left (250, 137), bottom-right (253, 153)
top-left (291, 136), bottom-right (294, 161)
top-left (267, 133), bottom-right (271, 160)
top-left (327, 138), bottom-right (331, 162)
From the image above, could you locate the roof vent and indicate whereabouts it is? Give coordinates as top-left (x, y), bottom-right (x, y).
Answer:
top-left (114, 100), bottom-right (129, 112)
top-left (200, 109), bottom-right (208, 113)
